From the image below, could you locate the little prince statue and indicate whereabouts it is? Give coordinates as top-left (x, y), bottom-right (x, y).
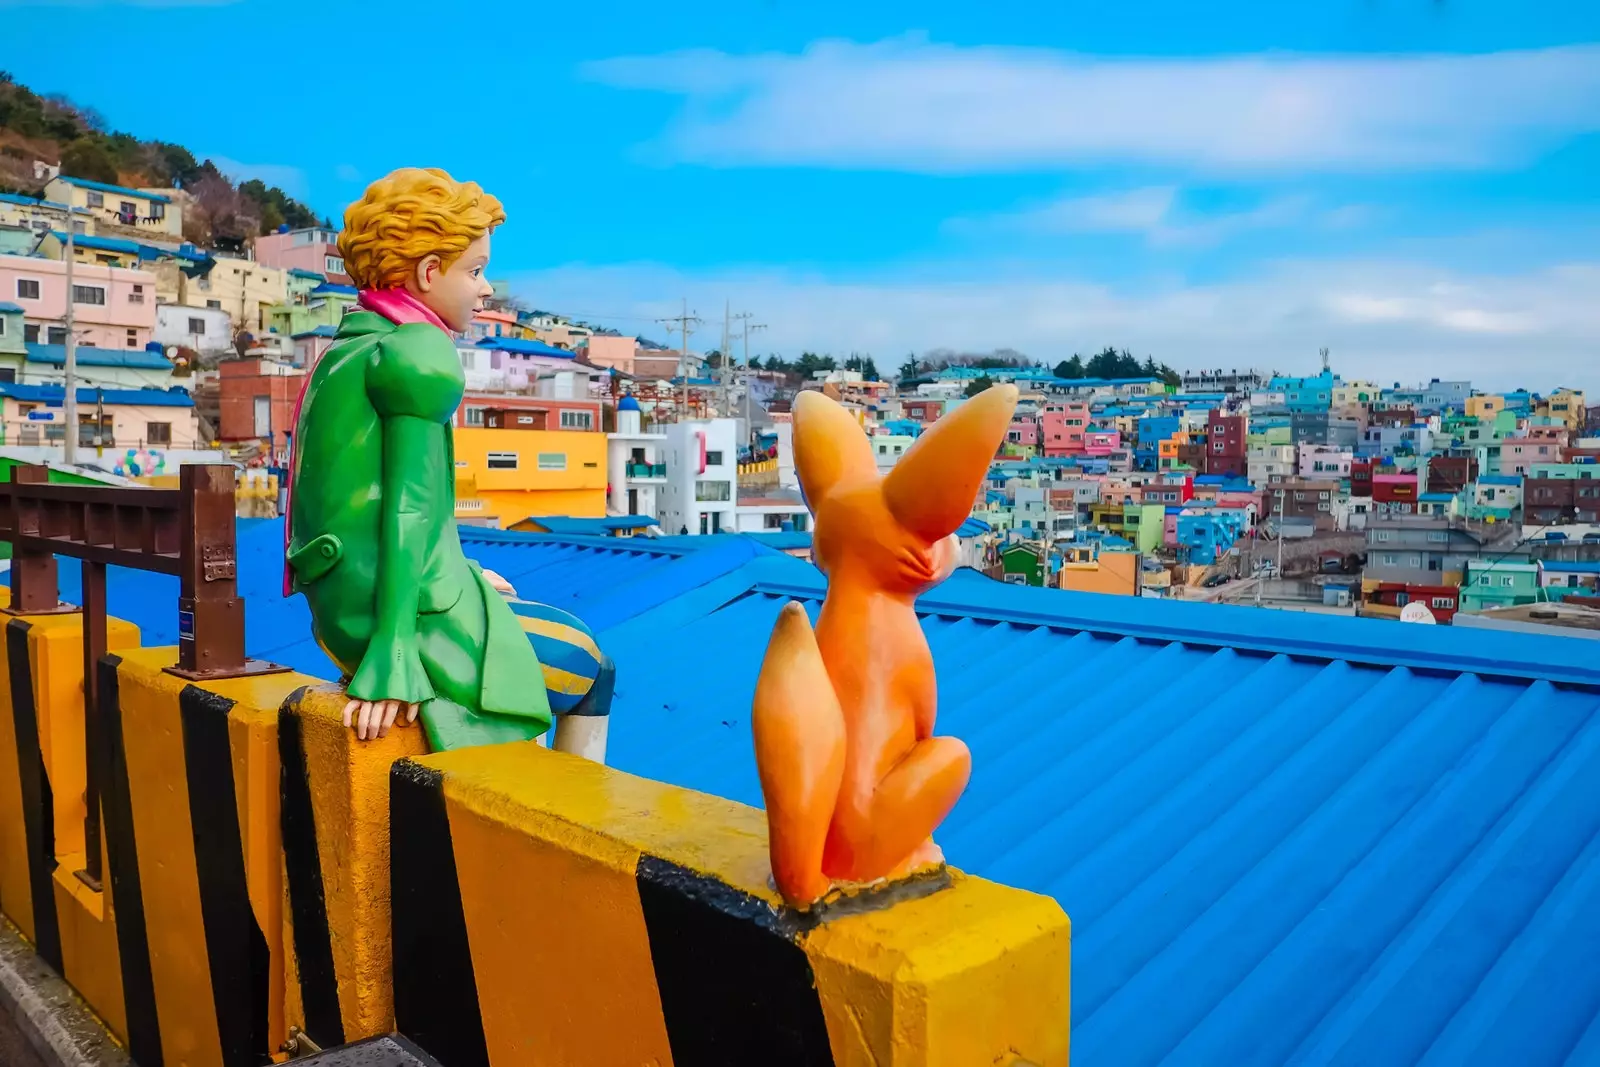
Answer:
top-left (285, 167), bottom-right (612, 753)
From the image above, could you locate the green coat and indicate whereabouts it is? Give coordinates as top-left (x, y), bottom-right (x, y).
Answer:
top-left (286, 308), bottom-right (553, 750)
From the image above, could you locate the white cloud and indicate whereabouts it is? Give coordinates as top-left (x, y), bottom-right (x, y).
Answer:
top-left (510, 258), bottom-right (1600, 390)
top-left (208, 156), bottom-right (307, 198)
top-left (950, 186), bottom-right (1337, 247)
top-left (585, 39), bottom-right (1600, 174)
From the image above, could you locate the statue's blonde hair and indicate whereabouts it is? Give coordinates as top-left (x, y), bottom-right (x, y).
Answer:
top-left (337, 168), bottom-right (505, 290)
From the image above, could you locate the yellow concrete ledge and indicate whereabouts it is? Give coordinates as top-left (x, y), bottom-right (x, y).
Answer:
top-left (391, 741), bottom-right (1070, 1067)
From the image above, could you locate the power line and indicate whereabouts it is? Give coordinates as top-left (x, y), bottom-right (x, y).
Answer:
top-left (656, 299), bottom-right (701, 421)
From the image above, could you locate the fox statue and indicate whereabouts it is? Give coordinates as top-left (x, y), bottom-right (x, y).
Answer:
top-left (752, 383), bottom-right (1020, 907)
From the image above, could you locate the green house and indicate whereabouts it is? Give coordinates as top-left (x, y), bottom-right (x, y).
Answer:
top-left (1458, 559), bottom-right (1541, 614)
top-left (999, 543), bottom-right (1046, 587)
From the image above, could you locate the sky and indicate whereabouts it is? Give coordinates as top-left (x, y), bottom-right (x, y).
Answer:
top-left (3, 0), bottom-right (1599, 389)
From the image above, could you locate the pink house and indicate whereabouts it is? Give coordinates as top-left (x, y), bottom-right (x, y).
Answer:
top-left (1040, 401), bottom-right (1089, 457)
top-left (1005, 419), bottom-right (1040, 447)
top-left (1084, 429), bottom-right (1122, 457)
top-left (252, 227), bottom-right (352, 285)
top-left (0, 253), bottom-right (156, 349)
top-left (581, 334), bottom-right (640, 375)
top-left (1501, 437), bottom-right (1559, 476)
top-left (1164, 510), bottom-right (1180, 547)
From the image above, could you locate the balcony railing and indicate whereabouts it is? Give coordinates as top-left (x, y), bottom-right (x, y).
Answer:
top-left (0, 464), bottom-right (286, 891)
top-left (626, 462), bottom-right (666, 478)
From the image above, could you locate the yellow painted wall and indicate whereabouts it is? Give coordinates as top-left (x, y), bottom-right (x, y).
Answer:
top-left (1465, 395), bottom-right (1504, 420)
top-left (453, 427), bottom-right (607, 527)
top-left (1061, 551), bottom-right (1140, 595)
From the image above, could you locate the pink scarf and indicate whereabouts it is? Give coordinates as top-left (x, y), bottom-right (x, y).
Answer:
top-left (281, 287), bottom-right (452, 595)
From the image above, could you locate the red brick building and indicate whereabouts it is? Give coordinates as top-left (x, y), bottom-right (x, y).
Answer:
top-left (1426, 455), bottom-right (1479, 494)
top-left (1205, 407), bottom-right (1247, 477)
top-left (218, 358), bottom-right (305, 459)
top-left (1524, 477), bottom-right (1600, 525)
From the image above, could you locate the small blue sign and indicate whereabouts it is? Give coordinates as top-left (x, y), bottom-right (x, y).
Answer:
top-left (178, 610), bottom-right (194, 639)
top-left (25, 410), bottom-right (55, 422)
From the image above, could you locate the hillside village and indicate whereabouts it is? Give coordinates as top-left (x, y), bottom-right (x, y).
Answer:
top-left (2, 90), bottom-right (1597, 634)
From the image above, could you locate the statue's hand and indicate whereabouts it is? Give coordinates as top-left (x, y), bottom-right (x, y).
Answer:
top-left (481, 568), bottom-right (518, 599)
top-left (342, 698), bottom-right (419, 741)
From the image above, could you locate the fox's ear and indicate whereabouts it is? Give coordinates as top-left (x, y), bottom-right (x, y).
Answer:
top-left (793, 390), bottom-right (877, 505)
top-left (884, 384), bottom-right (1018, 542)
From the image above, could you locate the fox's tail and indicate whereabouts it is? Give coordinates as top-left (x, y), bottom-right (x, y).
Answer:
top-left (752, 601), bottom-right (846, 907)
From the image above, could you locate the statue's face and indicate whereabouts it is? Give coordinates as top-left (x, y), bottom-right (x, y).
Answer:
top-left (413, 233), bottom-right (494, 332)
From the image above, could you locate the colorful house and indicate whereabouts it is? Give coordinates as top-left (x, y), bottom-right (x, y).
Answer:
top-left (0, 381), bottom-right (198, 449)
top-left (1040, 401), bottom-right (1089, 457)
top-left (0, 252), bottom-right (157, 349)
top-left (1469, 474), bottom-right (1522, 522)
top-left (252, 226), bottom-right (351, 284)
top-left (1459, 559), bottom-right (1542, 614)
top-left (42, 175), bottom-right (182, 238)
top-left (453, 426), bottom-right (608, 528)
top-left (266, 282), bottom-right (358, 344)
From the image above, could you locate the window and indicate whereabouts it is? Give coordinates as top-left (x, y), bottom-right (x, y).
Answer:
top-left (536, 452), bottom-right (566, 471)
top-left (118, 200), bottom-right (136, 220)
top-left (464, 406), bottom-right (485, 427)
top-left (487, 452), bottom-right (520, 470)
top-left (72, 285), bottom-right (106, 306)
top-left (1381, 553), bottom-right (1397, 565)
top-left (129, 284), bottom-right (144, 305)
top-left (695, 480), bottom-right (731, 502)
top-left (46, 326), bottom-right (66, 345)
top-left (1431, 597), bottom-right (1453, 610)
top-left (253, 395), bottom-right (271, 437)
top-left (1373, 529), bottom-right (1391, 542)
top-left (1213, 442), bottom-right (1225, 453)
top-left (1428, 531), bottom-right (1448, 542)
top-left (126, 329), bottom-right (137, 347)
top-left (1500, 576), bottom-right (1515, 587)
top-left (146, 422), bottom-right (171, 445)
top-left (87, 191), bottom-right (104, 207)
top-left (187, 317), bottom-right (206, 335)
top-left (206, 299), bottom-right (222, 310)
top-left (24, 323), bottom-right (39, 343)
top-left (878, 444), bottom-right (887, 455)
top-left (16, 278), bottom-right (40, 300)
top-left (149, 202), bottom-right (165, 220)
top-left (559, 409), bottom-right (593, 431)
top-left (325, 255), bottom-right (345, 275)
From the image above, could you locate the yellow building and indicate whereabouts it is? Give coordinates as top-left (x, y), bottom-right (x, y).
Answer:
top-left (184, 257), bottom-right (289, 332)
top-left (1332, 381), bottom-right (1379, 407)
top-left (43, 176), bottom-right (183, 239)
top-left (1060, 546), bottom-right (1140, 595)
top-left (1465, 394), bottom-right (1505, 420)
top-left (453, 427), bottom-right (607, 528)
top-left (1545, 387), bottom-right (1586, 432)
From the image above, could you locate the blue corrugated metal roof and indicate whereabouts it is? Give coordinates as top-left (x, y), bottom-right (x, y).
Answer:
top-left (25, 343), bottom-right (174, 370)
top-left (0, 382), bottom-right (192, 407)
top-left (288, 268), bottom-right (327, 280)
top-left (475, 336), bottom-right (574, 359)
top-left (1541, 561), bottom-right (1600, 574)
top-left (310, 282), bottom-right (357, 296)
top-left (54, 175), bottom-right (171, 203)
top-left (0, 301), bottom-right (22, 313)
top-left (291, 325), bottom-right (339, 339)
top-left (7, 522), bottom-right (1600, 1064)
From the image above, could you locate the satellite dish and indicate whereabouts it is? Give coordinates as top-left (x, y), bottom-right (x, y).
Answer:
top-left (1399, 602), bottom-right (1437, 624)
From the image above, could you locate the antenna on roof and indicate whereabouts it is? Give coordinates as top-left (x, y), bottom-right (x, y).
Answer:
top-left (1320, 347), bottom-right (1330, 374)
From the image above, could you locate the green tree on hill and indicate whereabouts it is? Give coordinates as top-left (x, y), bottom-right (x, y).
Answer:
top-left (965, 374), bottom-right (996, 398)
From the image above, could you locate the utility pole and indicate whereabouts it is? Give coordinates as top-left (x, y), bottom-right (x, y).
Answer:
top-left (656, 299), bottom-right (700, 422)
top-left (63, 222), bottom-right (78, 465)
top-left (739, 316), bottom-right (766, 454)
top-left (720, 300), bottom-right (731, 419)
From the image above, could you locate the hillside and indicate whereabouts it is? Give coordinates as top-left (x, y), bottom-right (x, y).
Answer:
top-left (0, 71), bottom-right (326, 248)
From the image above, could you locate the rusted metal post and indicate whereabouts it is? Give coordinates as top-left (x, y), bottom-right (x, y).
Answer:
top-left (5, 465), bottom-right (65, 614)
top-left (174, 464), bottom-right (246, 677)
top-left (75, 560), bottom-right (107, 890)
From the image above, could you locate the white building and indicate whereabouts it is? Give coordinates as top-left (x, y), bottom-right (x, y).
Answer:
top-left (1248, 444), bottom-right (1297, 488)
top-left (607, 395), bottom-right (668, 519)
top-left (658, 417), bottom-right (739, 535)
top-left (155, 304), bottom-right (232, 358)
